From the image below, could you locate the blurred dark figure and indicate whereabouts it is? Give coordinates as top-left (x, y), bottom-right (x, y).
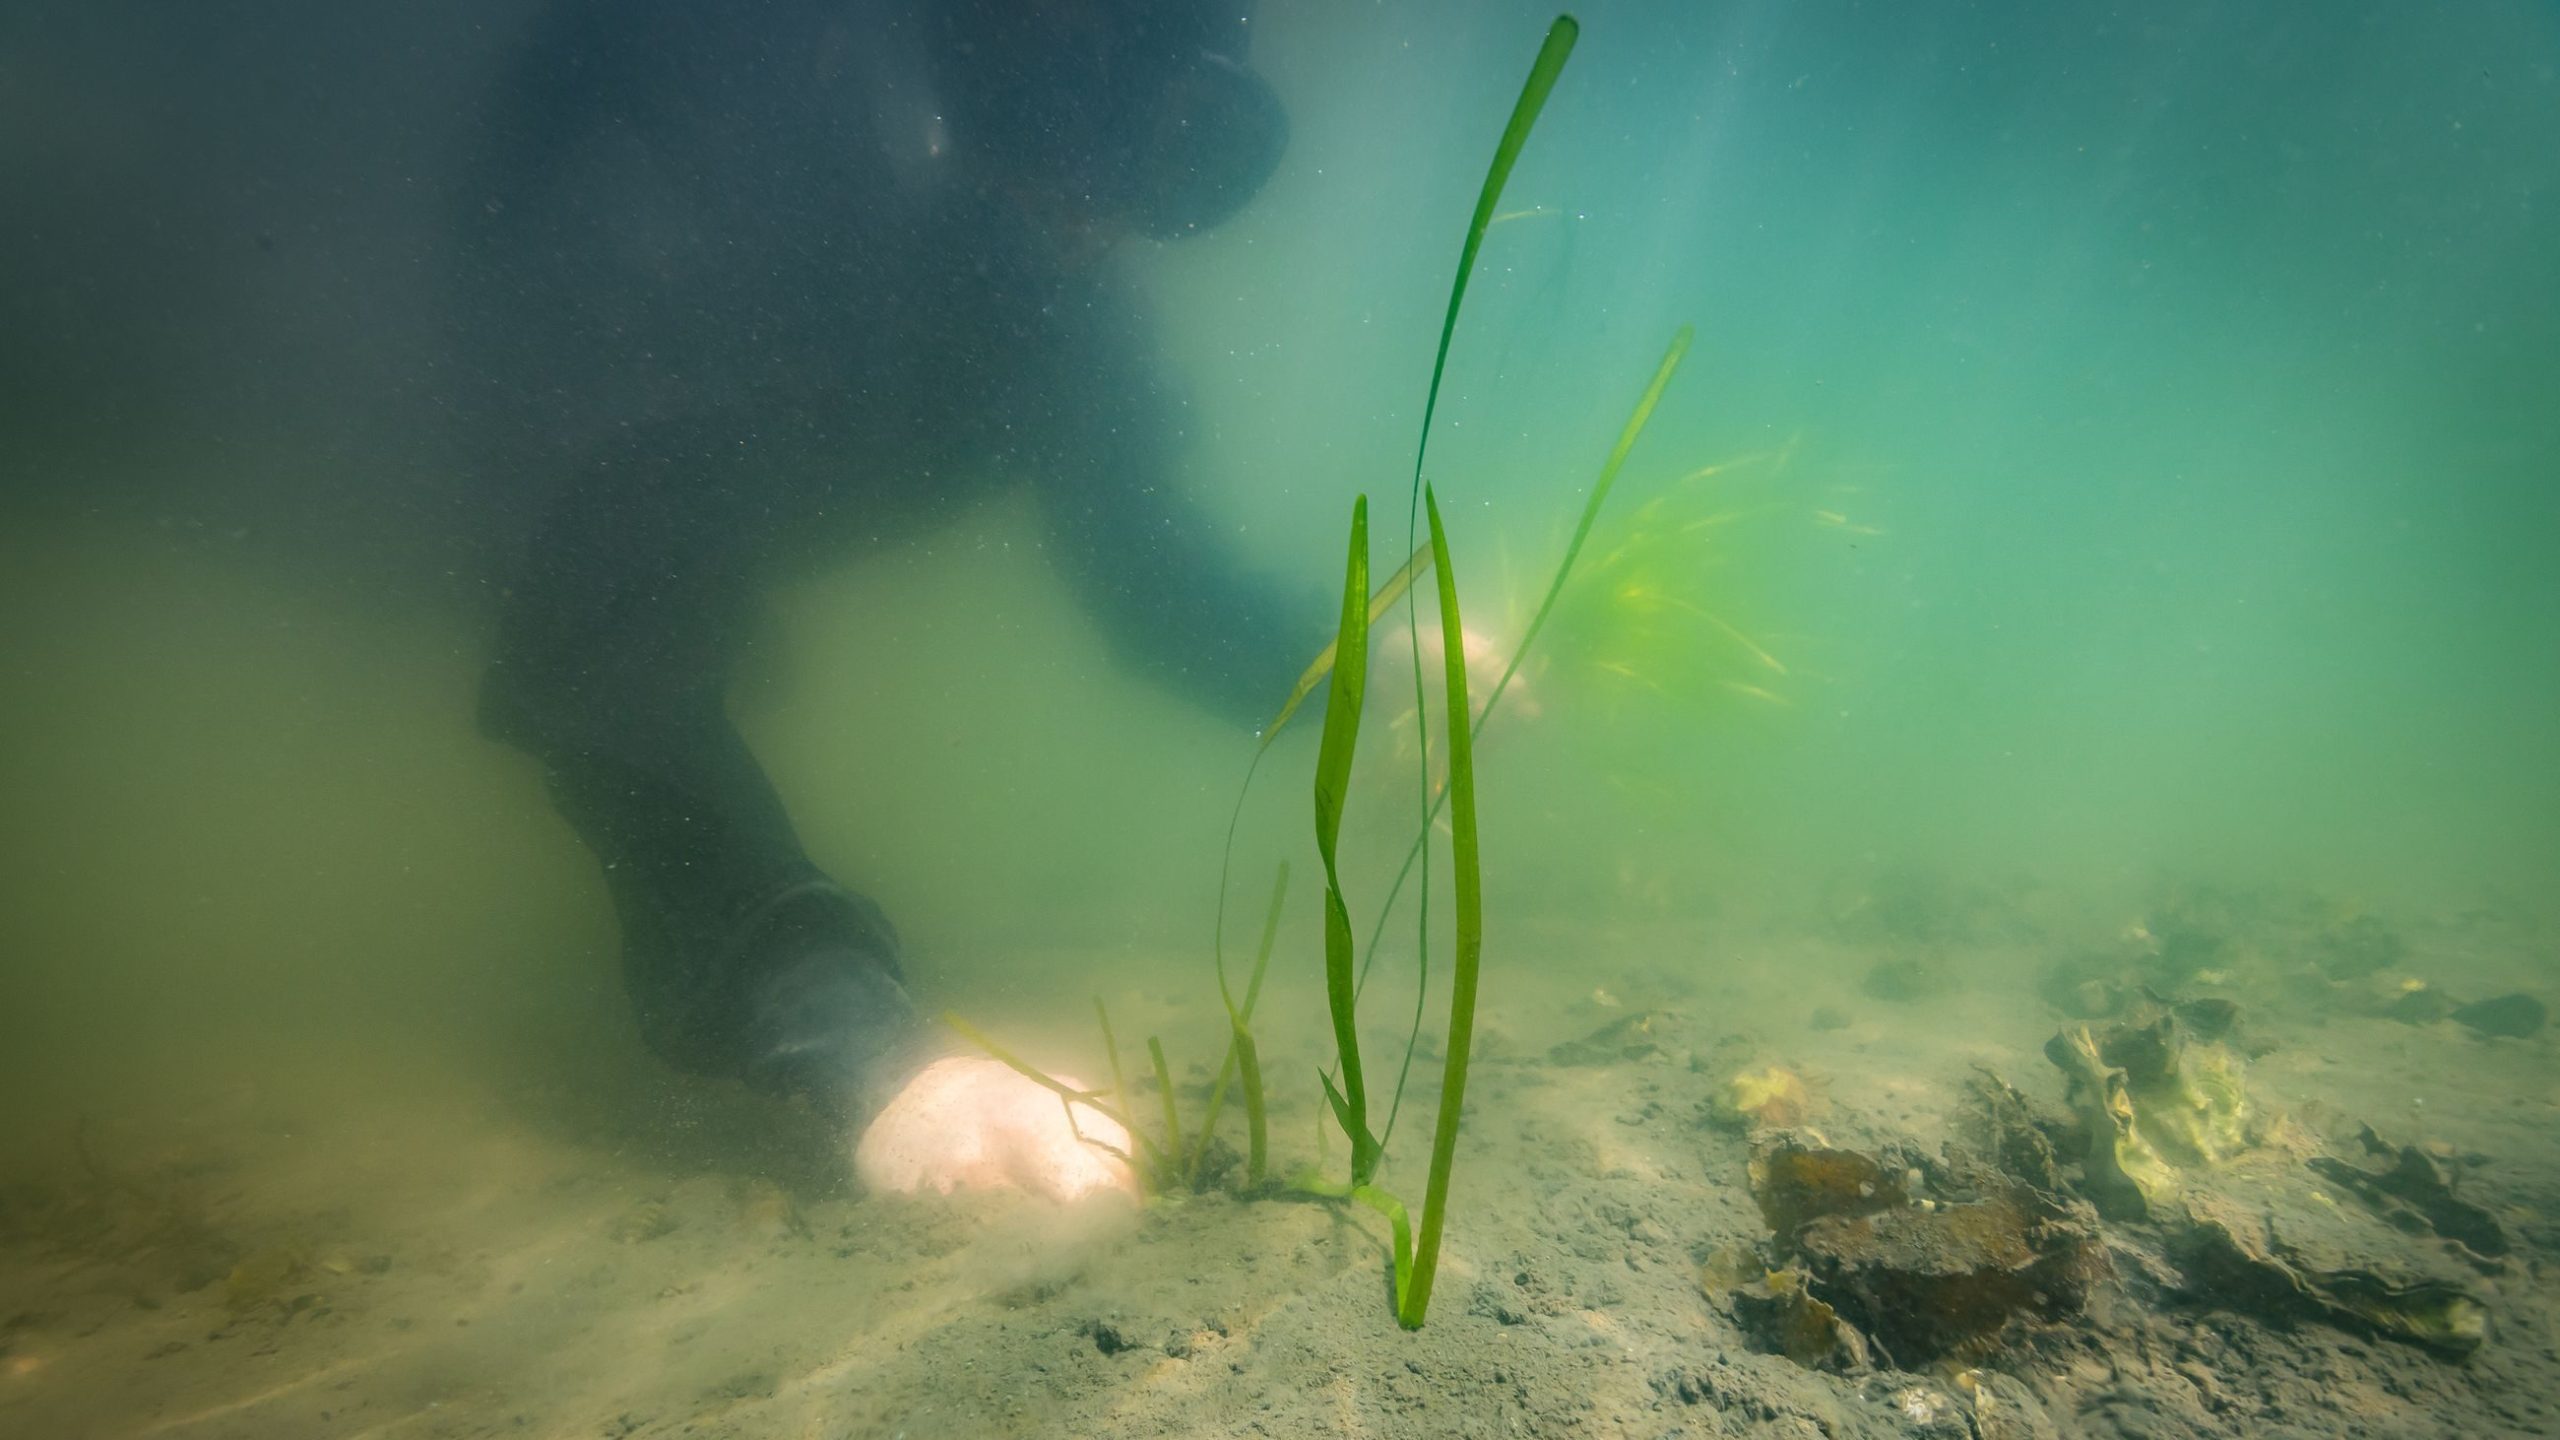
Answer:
top-left (454, 0), bottom-right (1308, 1146)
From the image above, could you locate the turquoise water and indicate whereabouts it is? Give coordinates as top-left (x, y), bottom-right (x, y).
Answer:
top-left (1163, 0), bottom-right (2560, 912)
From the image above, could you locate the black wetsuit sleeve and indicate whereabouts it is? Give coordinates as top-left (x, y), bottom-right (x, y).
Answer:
top-left (478, 415), bottom-right (911, 1093)
top-left (1030, 321), bottom-right (1326, 731)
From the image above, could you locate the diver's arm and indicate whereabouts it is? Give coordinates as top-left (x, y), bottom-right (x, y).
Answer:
top-left (1032, 348), bottom-right (1325, 729)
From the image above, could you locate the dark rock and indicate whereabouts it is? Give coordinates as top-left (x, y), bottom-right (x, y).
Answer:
top-left (1080, 1317), bottom-right (1147, 1356)
top-left (2170, 1181), bottom-right (2488, 1357)
top-left (2450, 992), bottom-right (2545, 1039)
top-left (2096, 1012), bottom-right (2183, 1089)
top-left (1748, 1138), bottom-right (1908, 1237)
top-left (1728, 1268), bottom-right (1870, 1372)
top-left (2308, 1125), bottom-right (2510, 1260)
top-left (1792, 1192), bottom-right (2104, 1364)
top-left (1745, 1134), bottom-right (2102, 1366)
top-left (1958, 1069), bottom-right (2069, 1197)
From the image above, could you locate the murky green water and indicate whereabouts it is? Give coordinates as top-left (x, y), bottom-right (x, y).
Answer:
top-left (2, 4), bottom-right (2553, 1435)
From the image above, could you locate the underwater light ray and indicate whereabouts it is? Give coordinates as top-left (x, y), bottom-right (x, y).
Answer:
top-left (1670, 603), bottom-right (1788, 674)
top-left (1471, 327), bottom-right (1694, 727)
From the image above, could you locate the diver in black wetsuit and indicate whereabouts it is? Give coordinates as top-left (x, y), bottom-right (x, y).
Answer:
top-left (455, 0), bottom-right (1310, 1183)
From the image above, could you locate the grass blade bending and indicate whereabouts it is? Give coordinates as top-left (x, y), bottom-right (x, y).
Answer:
top-left (1193, 861), bottom-right (1291, 1186)
top-left (1313, 496), bottom-right (1381, 1184)
top-left (1147, 1036), bottom-right (1186, 1165)
top-left (1354, 1183), bottom-right (1416, 1304)
top-left (1233, 1026), bottom-right (1268, 1185)
top-left (1094, 1000), bottom-right (1137, 1169)
top-left (1398, 485), bottom-right (1486, 1329)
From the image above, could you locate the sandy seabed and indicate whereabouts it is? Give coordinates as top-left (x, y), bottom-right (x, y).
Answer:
top-left (5, 897), bottom-right (2555, 1440)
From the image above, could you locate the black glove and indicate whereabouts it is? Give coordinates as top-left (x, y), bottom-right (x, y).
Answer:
top-left (731, 880), bottom-right (940, 1126)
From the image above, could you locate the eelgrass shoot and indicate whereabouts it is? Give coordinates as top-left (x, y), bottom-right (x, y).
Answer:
top-left (1311, 495), bottom-right (1382, 1188)
top-left (1272, 12), bottom-right (1584, 1329)
top-left (945, 11), bottom-right (1695, 1335)
top-left (1284, 482), bottom-right (1489, 1328)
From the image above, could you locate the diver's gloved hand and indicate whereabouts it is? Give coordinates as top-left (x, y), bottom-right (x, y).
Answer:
top-left (743, 944), bottom-right (1135, 1203)
top-left (743, 947), bottom-right (937, 1123)
top-left (1358, 620), bottom-right (1537, 766)
top-left (853, 1056), bottom-right (1136, 1203)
